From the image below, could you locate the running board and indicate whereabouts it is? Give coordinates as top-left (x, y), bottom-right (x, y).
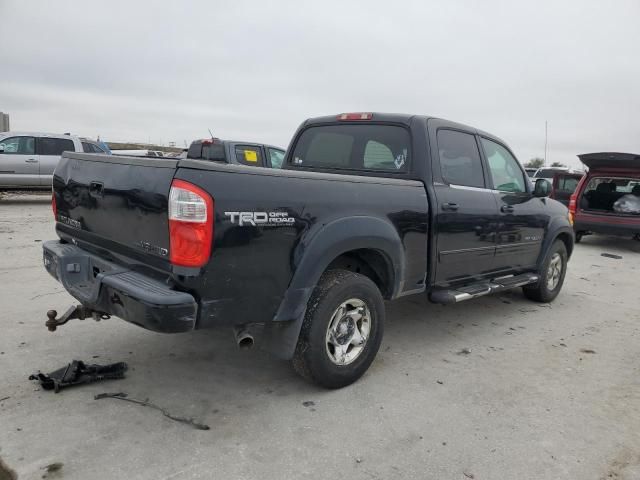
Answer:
top-left (429, 273), bottom-right (539, 305)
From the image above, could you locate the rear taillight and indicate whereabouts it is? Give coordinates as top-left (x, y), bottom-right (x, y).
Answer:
top-left (568, 193), bottom-right (577, 224)
top-left (52, 192), bottom-right (57, 220)
top-left (168, 179), bottom-right (214, 267)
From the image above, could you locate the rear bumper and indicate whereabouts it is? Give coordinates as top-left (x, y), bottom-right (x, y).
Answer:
top-left (42, 240), bottom-right (197, 333)
top-left (574, 215), bottom-right (640, 237)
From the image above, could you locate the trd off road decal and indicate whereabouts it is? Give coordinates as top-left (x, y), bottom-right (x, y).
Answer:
top-left (225, 211), bottom-right (295, 227)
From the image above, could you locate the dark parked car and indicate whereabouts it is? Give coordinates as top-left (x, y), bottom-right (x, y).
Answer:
top-left (187, 138), bottom-right (285, 168)
top-left (570, 152), bottom-right (640, 242)
top-left (42, 113), bottom-right (574, 388)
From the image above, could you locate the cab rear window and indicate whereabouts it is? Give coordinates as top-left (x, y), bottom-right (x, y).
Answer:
top-left (187, 142), bottom-right (226, 161)
top-left (290, 125), bottom-right (409, 172)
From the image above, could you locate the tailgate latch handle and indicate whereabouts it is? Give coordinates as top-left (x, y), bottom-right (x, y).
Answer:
top-left (89, 181), bottom-right (104, 198)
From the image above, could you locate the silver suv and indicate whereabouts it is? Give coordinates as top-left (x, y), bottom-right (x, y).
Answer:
top-left (0, 132), bottom-right (109, 188)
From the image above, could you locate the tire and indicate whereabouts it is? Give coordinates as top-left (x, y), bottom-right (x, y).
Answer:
top-left (292, 269), bottom-right (385, 389)
top-left (575, 232), bottom-right (583, 244)
top-left (523, 240), bottom-right (568, 303)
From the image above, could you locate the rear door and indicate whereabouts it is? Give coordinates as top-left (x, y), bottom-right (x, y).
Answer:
top-left (480, 137), bottom-right (546, 271)
top-left (233, 144), bottom-right (266, 167)
top-left (0, 135), bottom-right (39, 186)
top-left (37, 136), bottom-right (77, 185)
top-left (431, 127), bottom-right (499, 286)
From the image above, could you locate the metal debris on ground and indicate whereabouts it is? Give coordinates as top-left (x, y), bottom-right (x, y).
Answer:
top-left (580, 349), bottom-right (596, 354)
top-left (94, 392), bottom-right (210, 431)
top-left (42, 462), bottom-right (63, 477)
top-left (29, 360), bottom-right (127, 393)
top-left (456, 348), bottom-right (472, 355)
top-left (601, 253), bottom-right (623, 259)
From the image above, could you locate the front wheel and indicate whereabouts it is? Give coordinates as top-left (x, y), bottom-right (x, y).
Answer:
top-left (523, 240), bottom-right (568, 303)
top-left (292, 270), bottom-right (385, 389)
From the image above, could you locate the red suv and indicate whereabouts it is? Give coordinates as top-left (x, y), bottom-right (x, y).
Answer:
top-left (570, 152), bottom-right (640, 243)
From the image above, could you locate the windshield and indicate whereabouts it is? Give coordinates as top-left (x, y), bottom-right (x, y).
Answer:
top-left (290, 124), bottom-right (410, 173)
top-left (533, 168), bottom-right (558, 179)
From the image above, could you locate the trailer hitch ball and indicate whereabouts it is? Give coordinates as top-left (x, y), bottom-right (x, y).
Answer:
top-left (45, 305), bottom-right (110, 332)
top-left (46, 310), bottom-right (59, 332)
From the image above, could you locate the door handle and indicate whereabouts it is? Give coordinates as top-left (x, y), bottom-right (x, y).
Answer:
top-left (441, 202), bottom-right (459, 211)
top-left (25, 158), bottom-right (38, 163)
top-left (501, 205), bottom-right (515, 213)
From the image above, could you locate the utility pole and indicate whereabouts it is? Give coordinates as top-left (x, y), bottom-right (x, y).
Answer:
top-left (544, 120), bottom-right (548, 166)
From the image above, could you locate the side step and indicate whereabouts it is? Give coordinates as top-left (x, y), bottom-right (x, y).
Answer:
top-left (429, 273), bottom-right (539, 305)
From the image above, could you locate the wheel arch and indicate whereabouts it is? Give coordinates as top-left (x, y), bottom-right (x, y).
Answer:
top-left (265, 216), bottom-right (404, 359)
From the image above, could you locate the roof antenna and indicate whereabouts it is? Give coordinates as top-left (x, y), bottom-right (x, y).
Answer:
top-left (208, 128), bottom-right (214, 140)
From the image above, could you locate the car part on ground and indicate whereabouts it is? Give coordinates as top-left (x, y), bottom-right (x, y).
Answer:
top-left (94, 392), bottom-right (210, 430)
top-left (29, 360), bottom-right (128, 393)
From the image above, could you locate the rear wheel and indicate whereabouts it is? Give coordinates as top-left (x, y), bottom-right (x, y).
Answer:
top-left (523, 240), bottom-right (568, 303)
top-left (575, 232), bottom-right (583, 243)
top-left (292, 270), bottom-right (384, 389)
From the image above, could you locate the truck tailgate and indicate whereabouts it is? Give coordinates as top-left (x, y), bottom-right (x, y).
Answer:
top-left (53, 153), bottom-right (177, 268)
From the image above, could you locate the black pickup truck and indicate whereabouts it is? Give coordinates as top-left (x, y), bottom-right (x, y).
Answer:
top-left (43, 113), bottom-right (574, 388)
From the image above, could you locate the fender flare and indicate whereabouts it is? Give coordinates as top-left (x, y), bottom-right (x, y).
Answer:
top-left (537, 219), bottom-right (575, 268)
top-left (265, 216), bottom-right (404, 359)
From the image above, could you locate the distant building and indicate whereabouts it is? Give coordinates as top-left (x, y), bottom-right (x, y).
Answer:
top-left (0, 112), bottom-right (9, 132)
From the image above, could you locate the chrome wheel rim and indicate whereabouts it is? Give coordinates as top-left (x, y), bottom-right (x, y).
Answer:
top-left (325, 298), bottom-right (371, 366)
top-left (546, 253), bottom-right (563, 290)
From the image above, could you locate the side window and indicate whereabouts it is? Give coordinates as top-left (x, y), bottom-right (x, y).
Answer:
top-left (268, 148), bottom-right (285, 168)
top-left (437, 130), bottom-right (485, 188)
top-left (235, 145), bottom-right (262, 166)
top-left (558, 175), bottom-right (579, 192)
top-left (81, 142), bottom-right (94, 153)
top-left (0, 136), bottom-right (35, 155)
top-left (480, 138), bottom-right (526, 193)
top-left (38, 138), bottom-right (76, 156)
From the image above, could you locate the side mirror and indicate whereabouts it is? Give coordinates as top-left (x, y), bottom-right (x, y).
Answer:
top-left (533, 178), bottom-right (552, 197)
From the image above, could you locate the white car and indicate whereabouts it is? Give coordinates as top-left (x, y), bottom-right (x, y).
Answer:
top-left (0, 132), bottom-right (108, 188)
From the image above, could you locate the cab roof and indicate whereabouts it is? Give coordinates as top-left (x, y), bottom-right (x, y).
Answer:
top-left (301, 112), bottom-right (509, 146)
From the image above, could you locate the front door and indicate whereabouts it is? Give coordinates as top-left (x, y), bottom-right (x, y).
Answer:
top-left (0, 136), bottom-right (39, 186)
top-left (479, 137), bottom-right (546, 271)
top-left (433, 129), bottom-right (499, 286)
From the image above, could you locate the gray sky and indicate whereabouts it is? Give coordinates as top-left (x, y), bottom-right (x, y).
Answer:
top-left (1, 0), bottom-right (639, 167)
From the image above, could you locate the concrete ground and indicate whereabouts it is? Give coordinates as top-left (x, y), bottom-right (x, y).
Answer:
top-left (1, 192), bottom-right (639, 480)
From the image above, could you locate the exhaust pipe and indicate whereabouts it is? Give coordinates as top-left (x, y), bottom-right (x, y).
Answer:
top-left (233, 327), bottom-right (254, 350)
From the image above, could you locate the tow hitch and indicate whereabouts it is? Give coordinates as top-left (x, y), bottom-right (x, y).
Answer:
top-left (45, 305), bottom-right (110, 332)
